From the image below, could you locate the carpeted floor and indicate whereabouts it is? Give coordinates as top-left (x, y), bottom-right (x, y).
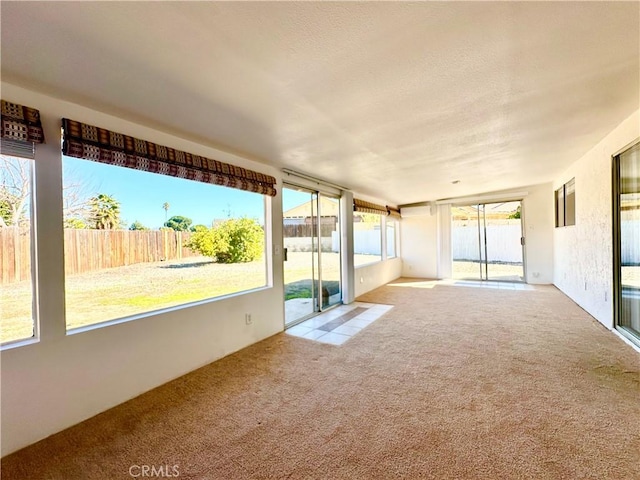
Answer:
top-left (2, 279), bottom-right (639, 479)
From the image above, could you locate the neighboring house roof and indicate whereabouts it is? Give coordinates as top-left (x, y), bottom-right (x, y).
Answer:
top-left (284, 197), bottom-right (340, 219)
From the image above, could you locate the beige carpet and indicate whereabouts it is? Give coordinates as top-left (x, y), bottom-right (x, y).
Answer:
top-left (2, 279), bottom-right (639, 479)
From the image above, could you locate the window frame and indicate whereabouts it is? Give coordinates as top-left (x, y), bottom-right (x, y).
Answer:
top-left (353, 211), bottom-right (384, 267)
top-left (60, 154), bottom-right (271, 333)
top-left (0, 154), bottom-right (38, 346)
top-left (612, 141), bottom-right (640, 346)
top-left (555, 178), bottom-right (576, 228)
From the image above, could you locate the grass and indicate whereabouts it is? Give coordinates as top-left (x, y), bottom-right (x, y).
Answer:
top-left (284, 279), bottom-right (340, 301)
top-left (0, 252), bottom-right (371, 344)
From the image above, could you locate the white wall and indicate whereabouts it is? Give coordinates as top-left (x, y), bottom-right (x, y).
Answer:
top-left (0, 84), bottom-right (285, 456)
top-left (521, 183), bottom-right (555, 284)
top-left (400, 183), bottom-right (554, 284)
top-left (436, 204), bottom-right (453, 279)
top-left (400, 213), bottom-right (438, 278)
top-left (554, 110), bottom-right (640, 329)
top-left (354, 257), bottom-right (403, 297)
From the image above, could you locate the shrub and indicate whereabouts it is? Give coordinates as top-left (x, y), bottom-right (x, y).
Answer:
top-left (185, 217), bottom-right (264, 263)
top-left (185, 224), bottom-right (221, 258)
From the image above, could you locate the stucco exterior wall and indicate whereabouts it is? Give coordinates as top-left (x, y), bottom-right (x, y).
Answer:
top-left (553, 110), bottom-right (639, 328)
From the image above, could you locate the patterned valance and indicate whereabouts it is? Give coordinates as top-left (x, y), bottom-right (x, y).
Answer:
top-left (1, 100), bottom-right (45, 144)
top-left (353, 198), bottom-right (388, 215)
top-left (62, 118), bottom-right (277, 196)
top-left (387, 206), bottom-right (401, 219)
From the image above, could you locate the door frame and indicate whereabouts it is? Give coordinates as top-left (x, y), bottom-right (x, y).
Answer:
top-left (282, 183), bottom-right (342, 327)
top-left (612, 140), bottom-right (640, 346)
top-left (452, 199), bottom-right (526, 282)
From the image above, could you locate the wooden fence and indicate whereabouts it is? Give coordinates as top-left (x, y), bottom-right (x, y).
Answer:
top-left (1, 227), bottom-right (31, 285)
top-left (1, 227), bottom-right (200, 284)
top-left (283, 224), bottom-right (336, 238)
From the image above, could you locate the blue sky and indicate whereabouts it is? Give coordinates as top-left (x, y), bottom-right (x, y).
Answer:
top-left (63, 157), bottom-right (270, 229)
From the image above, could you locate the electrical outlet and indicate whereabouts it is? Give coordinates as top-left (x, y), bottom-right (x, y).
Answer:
top-left (245, 313), bottom-right (252, 325)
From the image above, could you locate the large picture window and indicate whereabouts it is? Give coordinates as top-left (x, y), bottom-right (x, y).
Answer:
top-left (353, 212), bottom-right (382, 266)
top-left (62, 156), bottom-right (267, 331)
top-left (1, 155), bottom-right (36, 344)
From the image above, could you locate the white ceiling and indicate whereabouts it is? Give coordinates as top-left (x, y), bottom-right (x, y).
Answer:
top-left (2, 2), bottom-right (639, 205)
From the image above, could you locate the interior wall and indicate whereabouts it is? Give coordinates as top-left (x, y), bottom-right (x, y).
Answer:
top-left (521, 183), bottom-right (555, 284)
top-left (400, 212), bottom-right (438, 278)
top-left (0, 84), bottom-right (285, 456)
top-left (437, 204), bottom-right (452, 279)
top-left (354, 257), bottom-right (403, 298)
top-left (554, 109), bottom-right (640, 328)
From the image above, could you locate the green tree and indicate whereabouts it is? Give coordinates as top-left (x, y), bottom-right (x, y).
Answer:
top-left (129, 220), bottom-right (149, 231)
top-left (64, 218), bottom-right (89, 229)
top-left (162, 202), bottom-right (170, 221)
top-left (164, 215), bottom-right (192, 231)
top-left (0, 199), bottom-right (13, 226)
top-left (185, 217), bottom-right (264, 263)
top-left (508, 206), bottom-right (521, 219)
top-left (89, 193), bottom-right (121, 230)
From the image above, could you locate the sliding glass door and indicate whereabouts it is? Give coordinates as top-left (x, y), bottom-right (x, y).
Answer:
top-left (318, 193), bottom-right (342, 310)
top-left (283, 186), bottom-right (341, 326)
top-left (614, 143), bottom-right (640, 345)
top-left (452, 201), bottom-right (525, 282)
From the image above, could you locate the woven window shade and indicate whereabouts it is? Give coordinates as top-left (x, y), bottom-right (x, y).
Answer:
top-left (387, 206), bottom-right (401, 219)
top-left (353, 198), bottom-right (388, 215)
top-left (61, 118), bottom-right (277, 196)
top-left (1, 100), bottom-right (45, 158)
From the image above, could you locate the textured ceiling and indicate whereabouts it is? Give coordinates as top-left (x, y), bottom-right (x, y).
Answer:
top-left (2, 2), bottom-right (638, 204)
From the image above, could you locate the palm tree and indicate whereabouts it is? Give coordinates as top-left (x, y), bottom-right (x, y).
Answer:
top-left (89, 193), bottom-right (121, 230)
top-left (162, 202), bottom-right (170, 222)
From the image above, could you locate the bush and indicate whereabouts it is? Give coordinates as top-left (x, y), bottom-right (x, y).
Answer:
top-left (185, 218), bottom-right (264, 263)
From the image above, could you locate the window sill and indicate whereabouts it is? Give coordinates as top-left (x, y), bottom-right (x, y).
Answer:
top-left (1, 336), bottom-right (40, 351)
top-left (65, 284), bottom-right (271, 337)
